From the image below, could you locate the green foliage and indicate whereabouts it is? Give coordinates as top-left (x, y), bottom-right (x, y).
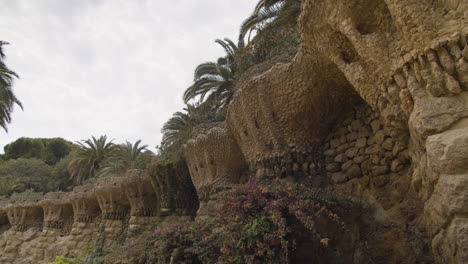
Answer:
top-left (49, 244), bottom-right (100, 264)
top-left (108, 180), bottom-right (364, 264)
top-left (76, 237), bottom-right (106, 264)
top-left (96, 140), bottom-right (149, 177)
top-left (159, 102), bottom-right (224, 160)
top-left (0, 41), bottom-right (22, 132)
top-left (4, 137), bottom-right (45, 160)
top-left (0, 158), bottom-right (52, 196)
top-left (183, 56), bottom-right (235, 109)
top-left (47, 156), bottom-right (73, 192)
top-left (235, 22), bottom-right (300, 76)
top-left (240, 0), bottom-right (301, 43)
top-left (43, 138), bottom-right (74, 164)
top-left (68, 135), bottom-right (116, 185)
top-left (3, 137), bottom-right (73, 165)
top-left (0, 176), bottom-right (21, 197)
top-left (132, 151), bottom-right (154, 170)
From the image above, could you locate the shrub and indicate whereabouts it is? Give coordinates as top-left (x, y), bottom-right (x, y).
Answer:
top-left (108, 180), bottom-right (363, 263)
top-left (0, 158), bottom-right (52, 195)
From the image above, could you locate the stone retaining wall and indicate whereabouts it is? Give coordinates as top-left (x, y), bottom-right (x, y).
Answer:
top-left (0, 169), bottom-right (196, 264)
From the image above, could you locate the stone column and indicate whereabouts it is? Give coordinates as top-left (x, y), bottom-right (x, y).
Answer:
top-left (122, 170), bottom-right (159, 231)
top-left (148, 159), bottom-right (198, 217)
top-left (184, 122), bottom-right (248, 216)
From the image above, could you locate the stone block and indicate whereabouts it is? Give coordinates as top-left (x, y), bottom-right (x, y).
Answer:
top-left (427, 127), bottom-right (468, 176)
top-left (331, 172), bottom-right (348, 183)
top-left (347, 165), bottom-right (362, 179)
top-left (355, 138), bottom-right (367, 148)
top-left (334, 153), bottom-right (348, 163)
top-left (345, 147), bottom-right (358, 158)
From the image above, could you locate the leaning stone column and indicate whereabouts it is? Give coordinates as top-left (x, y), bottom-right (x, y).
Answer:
top-left (184, 123), bottom-right (248, 216)
top-left (40, 192), bottom-right (74, 234)
top-left (5, 196), bottom-right (44, 232)
top-left (67, 184), bottom-right (101, 256)
top-left (122, 170), bottom-right (159, 231)
top-left (148, 159), bottom-right (199, 217)
top-left (94, 177), bottom-right (130, 244)
top-left (69, 184), bottom-right (101, 224)
top-left (0, 201), bottom-right (10, 233)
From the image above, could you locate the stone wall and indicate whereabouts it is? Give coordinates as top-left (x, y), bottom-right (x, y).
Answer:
top-left (322, 103), bottom-right (410, 185)
top-left (184, 122), bottom-right (249, 215)
top-left (0, 169), bottom-right (197, 264)
top-left (1, 1), bottom-right (467, 263)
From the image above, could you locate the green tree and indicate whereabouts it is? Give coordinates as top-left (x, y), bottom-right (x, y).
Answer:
top-left (47, 156), bottom-right (73, 192)
top-left (43, 138), bottom-right (74, 165)
top-left (3, 137), bottom-right (73, 165)
top-left (68, 135), bottom-right (116, 185)
top-left (0, 158), bottom-right (52, 195)
top-left (159, 102), bottom-right (225, 159)
top-left (182, 58), bottom-right (235, 108)
top-left (0, 176), bottom-right (21, 196)
top-left (3, 137), bottom-right (45, 160)
top-left (0, 41), bottom-right (22, 132)
top-left (97, 140), bottom-right (148, 177)
top-left (239, 0), bottom-right (301, 43)
top-left (160, 109), bottom-right (192, 156)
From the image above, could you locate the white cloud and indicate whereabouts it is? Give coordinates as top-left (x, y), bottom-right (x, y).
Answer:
top-left (0, 0), bottom-right (254, 151)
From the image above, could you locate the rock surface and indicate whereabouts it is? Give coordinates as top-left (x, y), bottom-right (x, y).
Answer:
top-left (1, 0), bottom-right (468, 263)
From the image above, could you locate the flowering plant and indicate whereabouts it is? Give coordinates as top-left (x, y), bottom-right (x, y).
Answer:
top-left (108, 180), bottom-right (363, 263)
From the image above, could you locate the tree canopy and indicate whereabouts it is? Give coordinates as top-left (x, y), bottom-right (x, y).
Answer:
top-left (3, 137), bottom-right (74, 165)
top-left (0, 158), bottom-right (52, 196)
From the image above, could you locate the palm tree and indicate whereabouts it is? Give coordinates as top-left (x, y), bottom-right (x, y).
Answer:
top-left (68, 135), bottom-right (116, 185)
top-left (239, 0), bottom-right (301, 43)
top-left (97, 140), bottom-right (148, 177)
top-left (215, 38), bottom-right (240, 65)
top-left (160, 108), bottom-right (192, 153)
top-left (183, 58), bottom-right (235, 108)
top-left (183, 38), bottom-right (241, 109)
top-left (0, 41), bottom-right (22, 132)
top-left (159, 101), bottom-right (225, 157)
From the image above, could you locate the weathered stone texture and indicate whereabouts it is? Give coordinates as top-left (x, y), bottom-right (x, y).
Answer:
top-left (40, 192), bottom-right (73, 234)
top-left (1, 1), bottom-right (467, 263)
top-left (148, 160), bottom-right (199, 216)
top-left (184, 122), bottom-right (248, 215)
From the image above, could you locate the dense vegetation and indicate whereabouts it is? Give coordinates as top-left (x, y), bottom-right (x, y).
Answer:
top-left (0, 137), bottom-right (74, 196)
top-left (0, 136), bottom-right (152, 197)
top-left (61, 180), bottom-right (364, 264)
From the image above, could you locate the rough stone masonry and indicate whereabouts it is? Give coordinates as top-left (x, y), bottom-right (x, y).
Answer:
top-left (1, 0), bottom-right (467, 263)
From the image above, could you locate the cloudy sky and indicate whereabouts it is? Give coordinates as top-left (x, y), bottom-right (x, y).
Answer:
top-left (0, 0), bottom-right (254, 152)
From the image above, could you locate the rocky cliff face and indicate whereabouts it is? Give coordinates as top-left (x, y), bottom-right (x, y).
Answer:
top-left (1, 1), bottom-right (467, 263)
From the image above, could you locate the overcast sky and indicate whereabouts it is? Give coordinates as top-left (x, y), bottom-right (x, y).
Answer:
top-left (0, 0), bottom-right (254, 152)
